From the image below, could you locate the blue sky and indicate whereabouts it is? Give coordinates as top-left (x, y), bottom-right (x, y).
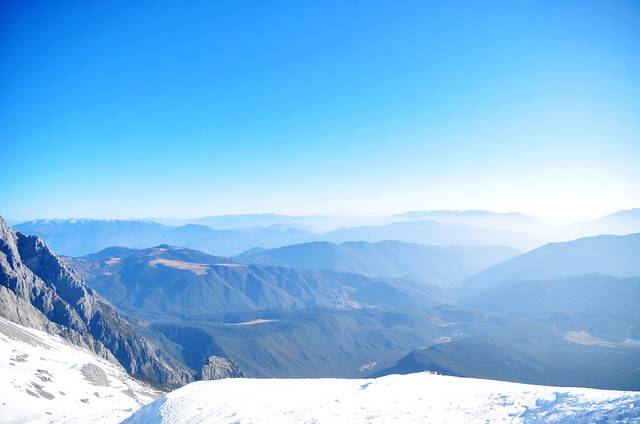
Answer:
top-left (1, 0), bottom-right (639, 221)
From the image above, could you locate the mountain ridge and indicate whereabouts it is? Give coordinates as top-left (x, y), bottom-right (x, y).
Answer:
top-left (69, 244), bottom-right (447, 319)
top-left (457, 232), bottom-right (640, 298)
top-left (0, 217), bottom-right (193, 388)
top-left (237, 240), bottom-right (518, 288)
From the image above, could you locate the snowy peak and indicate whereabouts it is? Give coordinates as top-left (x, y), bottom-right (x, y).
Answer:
top-left (123, 372), bottom-right (640, 423)
top-left (0, 317), bottom-right (159, 423)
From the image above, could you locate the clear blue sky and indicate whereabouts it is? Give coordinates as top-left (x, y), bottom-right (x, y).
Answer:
top-left (1, 0), bottom-right (639, 221)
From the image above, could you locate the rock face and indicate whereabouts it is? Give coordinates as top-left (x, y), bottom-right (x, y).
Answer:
top-left (198, 356), bottom-right (245, 381)
top-left (0, 216), bottom-right (193, 388)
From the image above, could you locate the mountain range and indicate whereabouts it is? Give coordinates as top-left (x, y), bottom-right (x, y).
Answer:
top-left (377, 271), bottom-right (640, 390)
top-left (390, 209), bottom-right (554, 234)
top-left (14, 219), bottom-right (314, 257)
top-left (561, 208), bottom-right (640, 239)
top-left (374, 317), bottom-right (640, 390)
top-left (237, 240), bottom-right (518, 287)
top-left (68, 245), bottom-right (447, 318)
top-left (3, 209), bottom-right (640, 422)
top-left (15, 208), bottom-right (640, 259)
top-left (462, 274), bottom-right (640, 341)
top-left (458, 232), bottom-right (640, 297)
top-left (15, 216), bottom-right (538, 257)
top-left (322, 220), bottom-right (540, 250)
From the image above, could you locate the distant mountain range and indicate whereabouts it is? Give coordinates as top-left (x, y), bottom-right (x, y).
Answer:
top-left (181, 213), bottom-right (362, 232)
top-left (15, 208), bottom-right (640, 258)
top-left (237, 240), bottom-right (518, 287)
top-left (15, 216), bottom-right (538, 257)
top-left (13, 219), bottom-right (170, 256)
top-left (458, 233), bottom-right (640, 297)
top-left (560, 208), bottom-right (640, 239)
top-left (390, 210), bottom-right (554, 234)
top-left (15, 219), bottom-right (315, 257)
top-left (322, 220), bottom-right (540, 250)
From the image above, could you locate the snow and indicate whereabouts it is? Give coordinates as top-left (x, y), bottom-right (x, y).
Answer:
top-left (225, 319), bottom-right (277, 326)
top-left (357, 361), bottom-right (378, 372)
top-left (3, 314), bottom-right (639, 424)
top-left (123, 373), bottom-right (640, 424)
top-left (0, 317), bottom-right (159, 424)
top-left (148, 258), bottom-right (209, 275)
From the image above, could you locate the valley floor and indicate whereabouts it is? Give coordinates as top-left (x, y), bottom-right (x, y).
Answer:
top-left (124, 372), bottom-right (640, 423)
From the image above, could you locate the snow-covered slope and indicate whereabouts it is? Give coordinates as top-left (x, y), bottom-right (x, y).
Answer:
top-left (124, 372), bottom-right (640, 423)
top-left (0, 317), bottom-right (159, 423)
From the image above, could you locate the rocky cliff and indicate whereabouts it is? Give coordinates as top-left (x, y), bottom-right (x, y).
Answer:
top-left (0, 216), bottom-right (193, 388)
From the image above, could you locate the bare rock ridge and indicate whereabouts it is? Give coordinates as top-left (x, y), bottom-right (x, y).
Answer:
top-left (0, 216), bottom-right (192, 388)
top-left (198, 355), bottom-right (245, 381)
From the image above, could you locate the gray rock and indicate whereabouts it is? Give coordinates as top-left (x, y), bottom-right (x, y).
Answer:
top-left (198, 356), bottom-right (245, 380)
top-left (80, 363), bottom-right (110, 387)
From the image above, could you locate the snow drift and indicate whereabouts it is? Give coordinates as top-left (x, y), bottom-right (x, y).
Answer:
top-left (124, 372), bottom-right (639, 423)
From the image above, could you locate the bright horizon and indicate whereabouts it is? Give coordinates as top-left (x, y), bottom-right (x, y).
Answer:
top-left (2, 1), bottom-right (639, 223)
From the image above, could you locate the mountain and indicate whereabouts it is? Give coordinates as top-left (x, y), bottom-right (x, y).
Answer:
top-left (374, 318), bottom-right (640, 391)
top-left (237, 240), bottom-right (518, 287)
top-left (377, 273), bottom-right (640, 391)
top-left (148, 307), bottom-right (481, 378)
top-left (71, 244), bottom-right (501, 380)
top-left (562, 208), bottom-right (640, 239)
top-left (13, 219), bottom-right (170, 257)
top-left (391, 210), bottom-right (553, 234)
top-left (458, 233), bottom-right (640, 297)
top-left (186, 213), bottom-right (360, 232)
top-left (16, 216), bottom-right (543, 258)
top-left (323, 220), bottom-right (540, 251)
top-left (15, 219), bottom-right (317, 257)
top-left (0, 316), bottom-right (158, 423)
top-left (175, 225), bottom-right (315, 256)
top-left (0, 217), bottom-right (192, 387)
top-left (16, 216), bottom-right (541, 257)
top-left (69, 245), bottom-right (447, 319)
top-left (123, 372), bottom-right (640, 423)
top-left (461, 274), bottom-right (640, 341)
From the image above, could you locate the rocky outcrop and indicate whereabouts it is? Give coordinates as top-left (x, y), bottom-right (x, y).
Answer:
top-left (0, 216), bottom-right (193, 388)
top-left (198, 356), bottom-right (245, 380)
